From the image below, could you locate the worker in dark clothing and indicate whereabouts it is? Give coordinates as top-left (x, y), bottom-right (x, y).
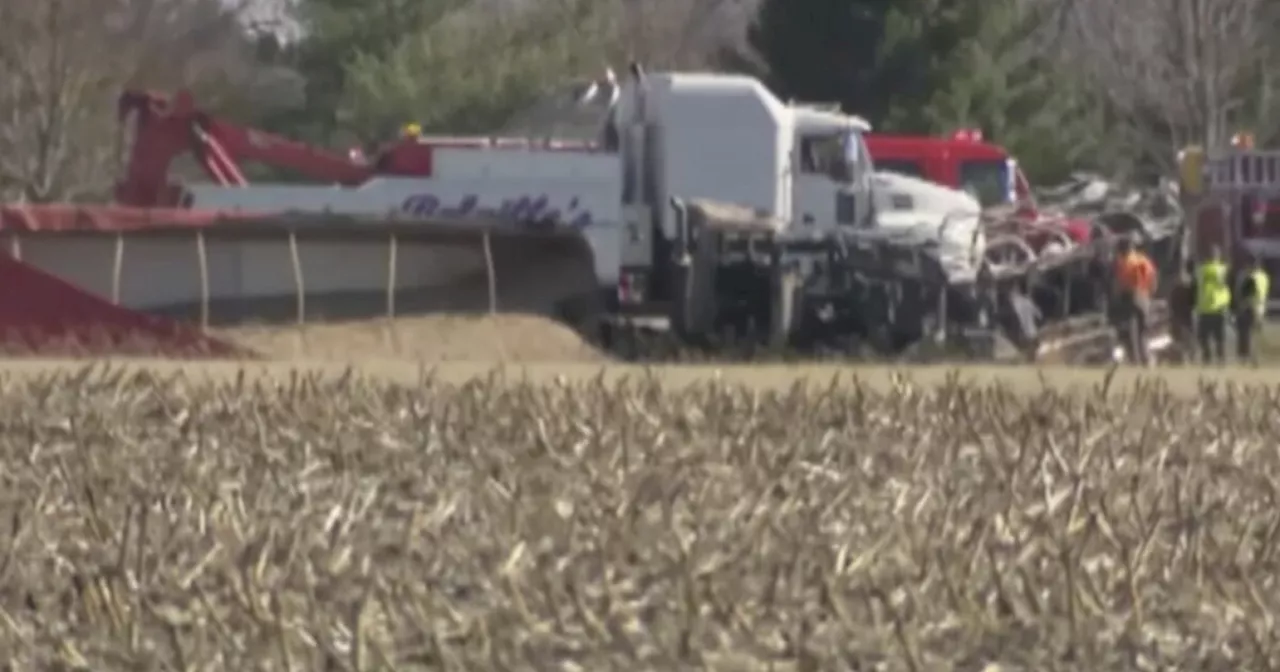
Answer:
top-left (1112, 236), bottom-right (1157, 364)
top-left (1168, 259), bottom-right (1197, 363)
top-left (1196, 246), bottom-right (1231, 364)
top-left (997, 282), bottom-right (1042, 361)
top-left (1235, 255), bottom-right (1270, 363)
top-left (975, 263), bottom-right (997, 326)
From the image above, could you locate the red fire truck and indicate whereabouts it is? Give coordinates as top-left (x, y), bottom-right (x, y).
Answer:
top-left (1185, 137), bottom-right (1280, 310)
top-left (867, 129), bottom-right (1092, 245)
top-left (865, 129), bottom-right (1030, 208)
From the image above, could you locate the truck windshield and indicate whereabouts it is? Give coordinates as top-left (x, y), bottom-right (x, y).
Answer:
top-left (958, 159), bottom-right (1012, 208)
top-left (843, 131), bottom-right (871, 183)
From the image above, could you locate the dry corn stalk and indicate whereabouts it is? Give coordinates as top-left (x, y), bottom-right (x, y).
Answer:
top-left (0, 366), bottom-right (1274, 669)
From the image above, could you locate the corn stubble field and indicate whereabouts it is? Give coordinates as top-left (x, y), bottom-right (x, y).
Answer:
top-left (2, 362), bottom-right (1279, 670)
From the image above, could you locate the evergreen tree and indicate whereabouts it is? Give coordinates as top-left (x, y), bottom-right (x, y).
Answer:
top-left (745, 0), bottom-right (1113, 182)
top-left (266, 0), bottom-right (466, 143)
top-left (744, 0), bottom-right (892, 119)
top-left (880, 0), bottom-right (1108, 181)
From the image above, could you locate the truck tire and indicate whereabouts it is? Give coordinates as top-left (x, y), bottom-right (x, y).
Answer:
top-left (769, 267), bottom-right (802, 349)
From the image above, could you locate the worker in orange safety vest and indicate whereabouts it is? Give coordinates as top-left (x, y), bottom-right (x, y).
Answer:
top-left (1111, 235), bottom-right (1157, 364)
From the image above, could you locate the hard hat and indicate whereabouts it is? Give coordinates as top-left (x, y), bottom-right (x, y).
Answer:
top-left (402, 123), bottom-right (422, 138)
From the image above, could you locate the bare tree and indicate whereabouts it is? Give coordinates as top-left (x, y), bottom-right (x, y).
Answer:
top-left (0, 0), bottom-right (269, 203)
top-left (611, 0), bottom-right (756, 69)
top-left (335, 0), bottom-right (752, 140)
top-left (1047, 0), bottom-right (1276, 169)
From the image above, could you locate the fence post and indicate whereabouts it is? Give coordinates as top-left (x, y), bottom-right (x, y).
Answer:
top-left (195, 230), bottom-right (209, 329)
top-left (288, 229), bottom-right (305, 324)
top-left (483, 231), bottom-right (497, 314)
top-left (111, 233), bottom-right (125, 304)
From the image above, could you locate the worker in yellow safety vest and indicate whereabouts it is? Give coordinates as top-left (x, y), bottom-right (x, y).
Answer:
top-left (1235, 255), bottom-right (1270, 363)
top-left (1196, 246), bottom-right (1231, 363)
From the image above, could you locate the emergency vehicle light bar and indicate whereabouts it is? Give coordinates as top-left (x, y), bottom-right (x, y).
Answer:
top-left (1204, 150), bottom-right (1280, 192)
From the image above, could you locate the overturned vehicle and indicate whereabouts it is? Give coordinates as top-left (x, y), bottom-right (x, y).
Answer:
top-left (652, 171), bottom-right (1184, 362)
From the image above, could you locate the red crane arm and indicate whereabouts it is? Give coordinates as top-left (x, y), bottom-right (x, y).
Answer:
top-left (113, 90), bottom-right (373, 207)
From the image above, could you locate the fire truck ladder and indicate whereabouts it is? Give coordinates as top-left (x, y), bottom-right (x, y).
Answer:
top-left (1204, 150), bottom-right (1280, 192)
top-left (1203, 149), bottom-right (1280, 312)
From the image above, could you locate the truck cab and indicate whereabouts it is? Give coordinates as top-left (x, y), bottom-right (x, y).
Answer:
top-left (865, 131), bottom-right (1022, 208)
top-left (608, 68), bottom-right (989, 348)
top-left (610, 71), bottom-right (875, 244)
top-left (789, 106), bottom-right (875, 231)
top-left (608, 70), bottom-right (885, 307)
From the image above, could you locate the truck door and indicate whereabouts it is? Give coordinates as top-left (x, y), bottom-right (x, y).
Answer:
top-left (841, 130), bottom-right (874, 227)
top-left (793, 130), bottom-right (873, 229)
top-left (793, 133), bottom-right (841, 228)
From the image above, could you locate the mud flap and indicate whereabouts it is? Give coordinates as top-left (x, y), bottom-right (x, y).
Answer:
top-left (769, 267), bottom-right (802, 349)
top-left (672, 229), bottom-right (720, 341)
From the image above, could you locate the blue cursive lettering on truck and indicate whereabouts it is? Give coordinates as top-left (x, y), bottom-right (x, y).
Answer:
top-left (400, 193), bottom-right (593, 229)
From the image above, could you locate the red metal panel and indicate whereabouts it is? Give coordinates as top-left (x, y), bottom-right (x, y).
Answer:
top-left (0, 251), bottom-right (245, 357)
top-left (0, 205), bottom-right (261, 232)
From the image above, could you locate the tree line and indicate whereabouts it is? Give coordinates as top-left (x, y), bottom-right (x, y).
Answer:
top-left (3, 0), bottom-right (1278, 201)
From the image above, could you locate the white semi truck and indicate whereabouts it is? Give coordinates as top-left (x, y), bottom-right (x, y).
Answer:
top-left (122, 65), bottom-right (988, 351)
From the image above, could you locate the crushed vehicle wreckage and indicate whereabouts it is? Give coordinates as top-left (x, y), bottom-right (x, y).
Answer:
top-left (657, 172), bottom-right (1185, 362)
top-left (0, 62), bottom-right (1184, 364)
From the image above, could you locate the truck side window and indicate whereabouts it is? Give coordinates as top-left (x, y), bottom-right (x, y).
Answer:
top-left (958, 159), bottom-right (1011, 208)
top-left (799, 134), bottom-right (846, 179)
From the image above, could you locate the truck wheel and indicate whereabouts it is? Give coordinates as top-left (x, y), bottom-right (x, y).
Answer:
top-left (769, 268), bottom-right (802, 349)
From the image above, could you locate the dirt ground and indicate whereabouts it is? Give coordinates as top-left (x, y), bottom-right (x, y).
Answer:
top-left (4, 312), bottom-right (1280, 393)
top-left (1, 350), bottom-right (1276, 396)
top-left (221, 313), bottom-right (605, 362)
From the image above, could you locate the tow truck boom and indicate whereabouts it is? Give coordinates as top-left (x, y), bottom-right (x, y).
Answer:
top-left (113, 90), bottom-right (372, 207)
